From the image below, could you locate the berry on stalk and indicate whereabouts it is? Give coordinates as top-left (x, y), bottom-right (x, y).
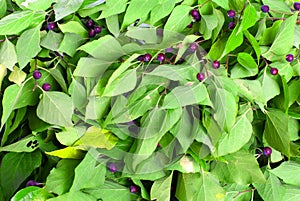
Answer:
top-left (33, 70), bottom-right (42, 79)
top-left (108, 163), bottom-right (117, 173)
top-left (86, 19), bottom-right (94, 28)
top-left (294, 2), bottom-right (300, 10)
top-left (189, 42), bottom-right (198, 53)
top-left (157, 53), bottom-right (165, 63)
top-left (143, 53), bottom-right (152, 62)
top-left (227, 10), bottom-right (236, 18)
top-left (190, 9), bottom-right (201, 21)
top-left (88, 29), bottom-right (96, 38)
top-left (42, 83), bottom-right (51, 91)
top-left (196, 72), bottom-right (205, 81)
top-left (263, 146), bottom-right (272, 156)
top-left (94, 26), bottom-right (102, 34)
top-left (47, 22), bottom-right (56, 30)
top-left (130, 185), bottom-right (138, 193)
top-left (261, 5), bottom-right (270, 13)
top-left (270, 67), bottom-right (278, 75)
top-left (212, 60), bottom-right (220, 69)
top-left (286, 54), bottom-right (294, 62)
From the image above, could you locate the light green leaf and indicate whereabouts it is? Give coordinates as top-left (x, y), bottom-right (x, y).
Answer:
top-left (151, 172), bottom-right (173, 201)
top-left (98, 0), bottom-right (128, 19)
top-left (53, 0), bottom-right (84, 21)
top-left (0, 38), bottom-right (17, 71)
top-left (15, 0), bottom-right (53, 11)
top-left (259, 68), bottom-right (280, 103)
top-left (8, 67), bottom-right (26, 85)
top-left (211, 0), bottom-right (229, 10)
top-left (231, 52), bottom-right (258, 78)
top-left (73, 57), bottom-right (112, 77)
top-left (58, 20), bottom-right (87, 37)
top-left (243, 30), bottom-right (261, 63)
top-left (238, 4), bottom-right (258, 33)
top-left (283, 185), bottom-right (300, 201)
top-left (0, 64), bottom-right (7, 89)
top-left (0, 0), bottom-right (7, 18)
top-left (11, 186), bottom-right (54, 201)
top-left (150, 0), bottom-right (176, 25)
top-left (0, 135), bottom-right (39, 153)
top-left (37, 91), bottom-right (74, 127)
top-left (164, 5), bottom-right (191, 33)
top-left (55, 126), bottom-right (86, 146)
top-left (58, 32), bottom-right (84, 56)
top-left (199, 14), bottom-right (218, 39)
top-left (48, 191), bottom-right (95, 201)
top-left (269, 161), bottom-right (300, 186)
top-left (41, 31), bottom-right (64, 51)
top-left (106, 15), bottom-right (120, 37)
top-left (223, 24), bottom-right (243, 57)
top-left (46, 147), bottom-right (85, 159)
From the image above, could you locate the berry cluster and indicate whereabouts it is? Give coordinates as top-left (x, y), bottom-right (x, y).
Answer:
top-left (85, 19), bottom-right (102, 38)
top-left (33, 70), bottom-right (51, 91)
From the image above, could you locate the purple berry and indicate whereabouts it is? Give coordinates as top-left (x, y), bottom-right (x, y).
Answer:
top-left (26, 180), bottom-right (40, 187)
top-left (42, 83), bottom-right (51, 91)
top-left (286, 54), bottom-right (294, 62)
top-left (33, 70), bottom-right (42, 79)
top-left (47, 22), bottom-right (56, 30)
top-left (157, 53), bottom-right (165, 62)
top-left (228, 21), bottom-right (236, 29)
top-left (227, 10), bottom-right (236, 18)
top-left (196, 72), bottom-right (205, 81)
top-left (130, 185), bottom-right (138, 193)
top-left (263, 146), bottom-right (272, 156)
top-left (137, 55), bottom-right (145, 62)
top-left (187, 22), bottom-right (193, 28)
top-left (86, 19), bottom-right (94, 28)
top-left (144, 53), bottom-right (152, 62)
top-left (94, 26), bottom-right (102, 34)
top-left (108, 163), bottom-right (117, 173)
top-left (294, 2), bottom-right (300, 10)
top-left (190, 9), bottom-right (201, 21)
top-left (261, 5), bottom-right (270, 13)
top-left (270, 67), bottom-right (278, 75)
top-left (88, 29), bottom-right (96, 38)
top-left (189, 42), bottom-right (198, 53)
top-left (156, 29), bottom-right (163, 36)
top-left (212, 60), bottom-right (220, 69)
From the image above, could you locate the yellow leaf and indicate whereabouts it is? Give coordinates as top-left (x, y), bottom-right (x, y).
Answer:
top-left (8, 66), bottom-right (26, 85)
top-left (46, 147), bottom-right (85, 159)
top-left (0, 64), bottom-right (7, 89)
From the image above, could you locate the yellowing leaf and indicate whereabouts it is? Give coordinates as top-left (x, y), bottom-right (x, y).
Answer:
top-left (8, 66), bottom-right (26, 85)
top-left (0, 64), bottom-right (7, 89)
top-left (73, 126), bottom-right (118, 150)
top-left (46, 147), bottom-right (85, 159)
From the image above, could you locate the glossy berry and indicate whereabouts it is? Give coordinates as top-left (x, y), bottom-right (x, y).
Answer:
top-left (144, 53), bottom-right (152, 62)
top-left (189, 42), bottom-right (198, 53)
top-left (88, 29), bottom-right (96, 38)
top-left (86, 19), bottom-right (94, 28)
top-left (286, 54), bottom-right (294, 62)
top-left (263, 146), bottom-right (272, 156)
top-left (137, 55), bottom-right (145, 62)
top-left (212, 60), bottom-right (220, 69)
top-left (196, 72), bottom-right (205, 81)
top-left (108, 163), bottom-right (117, 173)
top-left (42, 83), bottom-right (51, 91)
top-left (33, 70), bottom-right (42, 79)
top-left (227, 10), bottom-right (236, 18)
top-left (157, 53), bottom-right (165, 62)
top-left (94, 26), bottom-right (102, 34)
top-left (26, 180), bottom-right (40, 187)
top-left (270, 67), bottom-right (278, 75)
top-left (261, 5), bottom-right (270, 13)
top-left (130, 185), bottom-right (138, 193)
top-left (228, 21), bottom-right (236, 29)
top-left (187, 22), bottom-right (193, 28)
top-left (190, 9), bottom-right (201, 21)
top-left (294, 2), bottom-right (300, 10)
top-left (47, 22), bottom-right (56, 30)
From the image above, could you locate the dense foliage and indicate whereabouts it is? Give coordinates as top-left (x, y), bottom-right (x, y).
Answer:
top-left (0, 0), bottom-right (299, 200)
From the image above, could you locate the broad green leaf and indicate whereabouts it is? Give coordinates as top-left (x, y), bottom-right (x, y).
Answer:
top-left (98, 0), bottom-right (128, 19)
top-left (238, 4), bottom-right (258, 33)
top-left (283, 185), bottom-right (300, 201)
top-left (151, 172), bottom-right (173, 201)
top-left (0, 151), bottom-right (42, 199)
top-left (73, 126), bottom-right (118, 150)
top-left (288, 79), bottom-right (300, 107)
top-left (164, 5), bottom-right (191, 33)
top-left (58, 32), bottom-right (84, 57)
top-left (211, 8), bottom-right (225, 42)
top-left (41, 31), bottom-right (64, 51)
top-left (74, 57), bottom-right (112, 77)
top-left (0, 38), bottom-right (17, 71)
top-left (0, 0), bottom-right (7, 18)
top-left (85, 96), bottom-right (111, 120)
top-left (0, 10), bottom-right (45, 35)
top-left (224, 184), bottom-right (252, 201)
top-left (70, 149), bottom-right (106, 191)
top-left (37, 91), bottom-right (74, 127)
top-left (259, 68), bottom-right (280, 103)
top-left (231, 52), bottom-right (258, 78)
top-left (263, 109), bottom-right (290, 156)
top-left (267, 13), bottom-right (297, 55)
top-left (260, 20), bottom-right (282, 46)
top-left (269, 161), bottom-right (300, 186)
top-left (270, 62), bottom-right (293, 82)
top-left (0, 135), bottom-right (39, 153)
top-left (11, 186), bottom-right (54, 201)
top-left (176, 35), bottom-right (200, 62)
top-left (48, 191), bottom-right (96, 201)
top-left (46, 147), bottom-right (85, 159)
top-left (223, 24), bottom-right (243, 57)
top-left (106, 15), bottom-right (120, 37)
top-left (262, 0), bottom-right (292, 14)
top-left (175, 173), bottom-right (201, 201)
top-left (58, 21), bottom-right (87, 37)
top-left (53, 0), bottom-right (84, 21)
top-left (8, 67), bottom-right (26, 85)
top-left (207, 37), bottom-right (226, 61)
top-left (199, 14), bottom-right (218, 39)
top-left (46, 159), bottom-right (80, 195)
top-left (55, 126), bottom-right (86, 146)
top-left (243, 30), bottom-right (261, 63)
top-left (211, 0), bottom-right (229, 10)
top-left (15, 0), bottom-right (53, 11)
top-left (68, 78), bottom-right (87, 111)
top-left (125, 27), bottom-right (159, 44)
top-left (166, 155), bottom-right (200, 173)
top-left (163, 83), bottom-right (212, 109)
top-left (150, 0), bottom-right (177, 25)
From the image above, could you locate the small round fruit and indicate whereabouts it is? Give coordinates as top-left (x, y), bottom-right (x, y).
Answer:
top-left (33, 70), bottom-right (42, 79)
top-left (143, 53), bottom-right (152, 62)
top-left (187, 22), bottom-right (193, 28)
top-left (227, 10), bottom-right (236, 18)
top-left (42, 83), bottom-right (51, 91)
top-left (130, 185), bottom-right (138, 193)
top-left (263, 146), bottom-right (272, 156)
top-left (228, 21), bottom-right (236, 29)
top-left (108, 163), bottom-right (117, 173)
top-left (26, 180), bottom-right (40, 187)
top-left (157, 53), bottom-right (165, 63)
top-left (286, 54), bottom-right (294, 62)
top-left (94, 26), bottom-right (102, 34)
top-left (137, 55), bottom-right (145, 62)
top-left (294, 2), bottom-right (300, 10)
top-left (212, 60), bottom-right (220, 69)
top-left (88, 29), bottom-right (96, 38)
top-left (189, 42), bottom-right (198, 53)
top-left (47, 22), bottom-right (56, 30)
top-left (270, 67), bottom-right (278, 75)
top-left (190, 9), bottom-right (201, 21)
top-left (261, 5), bottom-right (270, 13)
top-left (196, 72), bottom-right (205, 81)
top-left (86, 19), bottom-right (94, 28)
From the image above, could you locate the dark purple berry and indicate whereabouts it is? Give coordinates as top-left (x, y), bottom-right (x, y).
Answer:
top-left (212, 60), bottom-right (220, 69)
top-left (33, 70), bottom-right (42, 79)
top-left (108, 163), bottom-right (117, 173)
top-left (261, 5), bottom-right (270, 13)
top-left (227, 10), bottom-right (236, 18)
top-left (26, 180), bottom-right (40, 187)
top-left (86, 19), bottom-right (94, 28)
top-left (157, 143), bottom-right (161, 148)
top-left (196, 72), bottom-right (205, 81)
top-left (47, 22), bottom-right (56, 30)
top-left (189, 42), bottom-right (198, 53)
top-left (190, 9), bottom-right (201, 21)
top-left (228, 22), bottom-right (236, 29)
top-left (144, 53), bottom-right (152, 62)
top-left (130, 185), bottom-right (138, 193)
top-left (157, 53), bottom-right (165, 62)
top-left (263, 146), bottom-right (272, 156)
top-left (294, 2), bottom-right (300, 10)
top-left (88, 29), bottom-right (96, 38)
top-left (286, 54), bottom-right (294, 62)
top-left (94, 26), bottom-right (102, 34)
top-left (156, 29), bottom-right (163, 36)
top-left (270, 67), bottom-right (278, 75)
top-left (42, 83), bottom-right (51, 91)
top-left (137, 55), bottom-right (145, 62)
top-left (187, 22), bottom-right (193, 28)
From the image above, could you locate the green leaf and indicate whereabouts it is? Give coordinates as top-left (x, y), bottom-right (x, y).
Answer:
top-left (45, 159), bottom-right (80, 195)
top-left (0, 135), bottom-right (39, 152)
top-left (199, 14), bottom-right (218, 40)
top-left (224, 184), bottom-right (252, 201)
top-left (231, 52), bottom-right (258, 78)
top-left (85, 96), bottom-right (111, 120)
top-left (55, 126), bottom-right (86, 146)
top-left (237, 4), bottom-right (258, 33)
top-left (0, 0), bottom-right (7, 18)
top-left (11, 186), bottom-right (54, 201)
top-left (53, 0), bottom-right (84, 21)
top-left (267, 13), bottom-right (297, 55)
top-left (269, 161), bottom-right (300, 186)
top-left (46, 147), bottom-right (85, 159)
top-left (37, 91), bottom-right (74, 127)
top-left (262, 0), bottom-right (292, 14)
top-left (16, 26), bottom-right (41, 69)
top-left (259, 68), bottom-right (280, 103)
top-left (68, 78), bottom-right (87, 111)
top-left (15, 0), bottom-right (53, 11)
top-left (98, 0), bottom-right (128, 19)
top-left (263, 109), bottom-right (290, 156)
top-left (8, 66), bottom-right (26, 85)
top-left (106, 15), bottom-right (120, 37)
top-left (151, 172), bottom-right (173, 201)
top-left (270, 62), bottom-right (293, 82)
top-left (283, 185), bottom-right (300, 201)
top-left (74, 57), bottom-right (112, 77)
top-left (58, 33), bottom-right (84, 57)
top-left (48, 191), bottom-right (96, 201)
top-left (150, 0), bottom-right (177, 25)
top-left (211, 0), bottom-right (229, 10)
top-left (0, 38), bottom-right (17, 71)
top-left (243, 30), bottom-right (261, 63)
top-left (0, 151), bottom-right (42, 199)
top-left (70, 149), bottom-right (106, 191)
top-left (41, 31), bottom-right (64, 51)
top-left (58, 20), bottom-right (87, 37)
top-left (164, 5), bottom-right (191, 33)
top-left (223, 24), bottom-right (243, 57)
